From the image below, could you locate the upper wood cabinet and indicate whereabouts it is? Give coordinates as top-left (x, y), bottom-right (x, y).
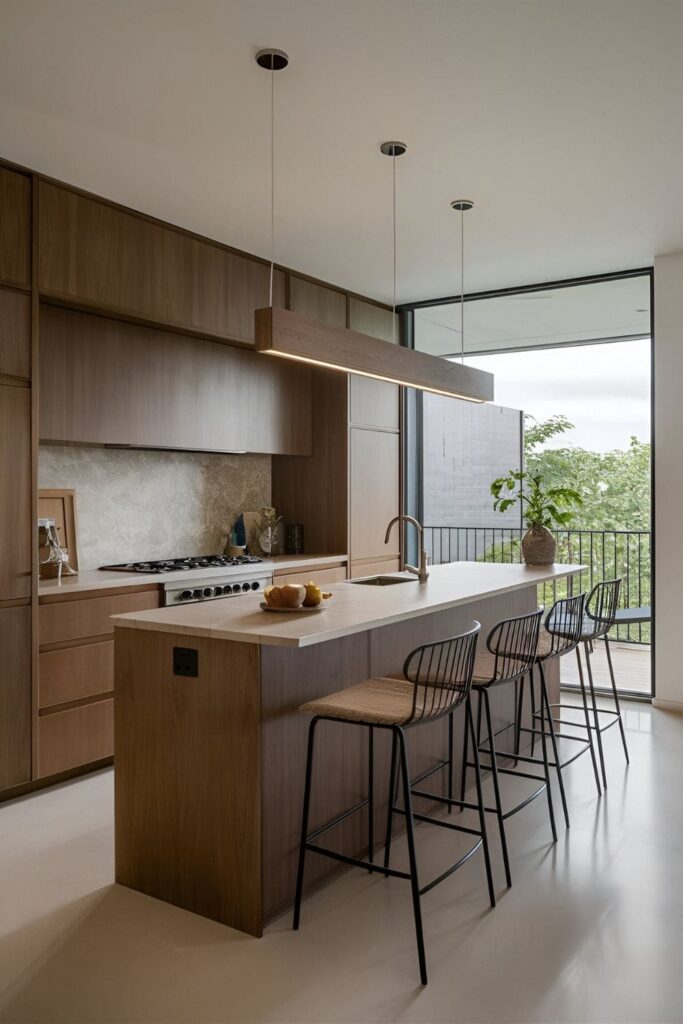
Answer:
top-left (289, 277), bottom-right (347, 326)
top-left (0, 384), bottom-right (31, 600)
top-left (348, 297), bottom-right (397, 343)
top-left (0, 168), bottom-right (31, 289)
top-left (349, 376), bottom-right (399, 431)
top-left (38, 181), bottom-right (286, 344)
top-left (0, 286), bottom-right (31, 380)
top-left (349, 427), bottom-right (400, 563)
top-left (39, 305), bottom-right (312, 455)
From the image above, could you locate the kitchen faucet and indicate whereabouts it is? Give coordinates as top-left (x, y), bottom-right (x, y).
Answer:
top-left (384, 515), bottom-right (429, 583)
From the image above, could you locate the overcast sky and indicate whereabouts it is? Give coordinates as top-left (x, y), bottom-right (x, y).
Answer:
top-left (465, 338), bottom-right (651, 453)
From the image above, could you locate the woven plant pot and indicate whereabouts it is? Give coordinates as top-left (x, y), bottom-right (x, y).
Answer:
top-left (521, 524), bottom-right (556, 565)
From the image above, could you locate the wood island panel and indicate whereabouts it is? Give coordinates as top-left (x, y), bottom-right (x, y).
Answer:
top-left (115, 628), bottom-right (263, 936)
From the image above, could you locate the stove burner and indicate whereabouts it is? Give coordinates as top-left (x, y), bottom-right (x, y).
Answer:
top-left (100, 554), bottom-right (263, 574)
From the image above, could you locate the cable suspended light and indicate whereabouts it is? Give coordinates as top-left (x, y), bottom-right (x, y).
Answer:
top-left (450, 199), bottom-right (474, 362)
top-left (253, 53), bottom-right (493, 403)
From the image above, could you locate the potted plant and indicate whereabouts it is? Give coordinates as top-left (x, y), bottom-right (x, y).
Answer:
top-left (490, 471), bottom-right (582, 565)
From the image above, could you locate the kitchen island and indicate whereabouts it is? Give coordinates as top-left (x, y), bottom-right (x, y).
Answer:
top-left (113, 561), bottom-right (581, 936)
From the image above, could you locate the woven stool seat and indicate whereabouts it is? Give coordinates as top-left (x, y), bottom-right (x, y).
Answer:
top-left (300, 676), bottom-right (426, 726)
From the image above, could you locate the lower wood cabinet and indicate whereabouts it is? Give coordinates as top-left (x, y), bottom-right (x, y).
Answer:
top-left (38, 584), bottom-right (161, 781)
top-left (39, 698), bottom-right (114, 778)
top-left (272, 565), bottom-right (348, 587)
top-left (0, 604), bottom-right (31, 790)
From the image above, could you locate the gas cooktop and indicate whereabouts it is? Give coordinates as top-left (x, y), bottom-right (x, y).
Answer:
top-left (99, 554), bottom-right (263, 574)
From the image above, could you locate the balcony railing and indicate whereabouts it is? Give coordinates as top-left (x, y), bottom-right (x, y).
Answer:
top-left (424, 526), bottom-right (651, 645)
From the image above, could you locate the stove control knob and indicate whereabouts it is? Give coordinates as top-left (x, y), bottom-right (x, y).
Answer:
top-left (192, 589), bottom-right (202, 599)
top-left (180, 590), bottom-right (193, 601)
top-left (232, 583), bottom-right (242, 594)
top-left (251, 581), bottom-right (260, 590)
top-left (214, 585), bottom-right (223, 596)
top-left (242, 582), bottom-right (250, 592)
top-left (203, 587), bottom-right (213, 598)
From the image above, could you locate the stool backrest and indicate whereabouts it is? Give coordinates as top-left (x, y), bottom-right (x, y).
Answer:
top-left (486, 608), bottom-right (542, 683)
top-left (544, 592), bottom-right (586, 657)
top-left (585, 578), bottom-right (621, 640)
top-left (401, 621), bottom-right (481, 724)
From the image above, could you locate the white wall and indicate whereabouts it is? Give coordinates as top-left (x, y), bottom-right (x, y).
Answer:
top-left (654, 253), bottom-right (683, 709)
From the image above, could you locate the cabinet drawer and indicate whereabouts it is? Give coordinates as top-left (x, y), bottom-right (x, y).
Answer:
top-left (40, 589), bottom-right (159, 646)
top-left (273, 566), bottom-right (347, 587)
top-left (39, 698), bottom-right (114, 777)
top-left (40, 640), bottom-right (114, 709)
top-left (350, 557), bottom-right (401, 579)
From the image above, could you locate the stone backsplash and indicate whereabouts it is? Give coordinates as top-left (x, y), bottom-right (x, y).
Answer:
top-left (38, 445), bottom-right (271, 569)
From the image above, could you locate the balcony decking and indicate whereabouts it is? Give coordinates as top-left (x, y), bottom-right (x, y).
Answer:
top-left (561, 640), bottom-right (651, 696)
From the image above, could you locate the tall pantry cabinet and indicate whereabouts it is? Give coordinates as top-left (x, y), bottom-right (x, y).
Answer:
top-left (0, 165), bottom-right (33, 790)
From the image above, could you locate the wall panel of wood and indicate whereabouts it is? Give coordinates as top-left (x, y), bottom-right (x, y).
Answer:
top-left (271, 368), bottom-right (348, 553)
top-left (38, 181), bottom-right (286, 343)
top-left (348, 297), bottom-right (397, 343)
top-left (0, 604), bottom-right (31, 790)
top-left (349, 375), bottom-right (399, 431)
top-left (0, 168), bottom-right (31, 288)
top-left (349, 427), bottom-right (400, 562)
top-left (39, 305), bottom-right (312, 455)
top-left (0, 385), bottom-right (31, 600)
top-left (289, 276), bottom-right (347, 327)
top-left (0, 287), bottom-right (31, 380)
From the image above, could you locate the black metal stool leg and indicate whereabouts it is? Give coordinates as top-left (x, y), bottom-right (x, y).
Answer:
top-left (576, 646), bottom-right (602, 796)
top-left (482, 687), bottom-right (512, 888)
top-left (604, 637), bottom-right (630, 764)
top-left (447, 711), bottom-right (454, 815)
top-left (367, 725), bottom-right (374, 869)
top-left (537, 661), bottom-right (569, 828)
top-left (383, 728), bottom-right (398, 872)
top-left (514, 676), bottom-right (525, 765)
top-left (459, 705), bottom-right (469, 810)
top-left (584, 640), bottom-right (608, 789)
top-left (468, 698), bottom-right (496, 907)
top-left (529, 672), bottom-right (537, 759)
top-left (293, 716), bottom-right (320, 930)
top-left (396, 727), bottom-right (428, 986)
top-left (535, 669), bottom-right (557, 842)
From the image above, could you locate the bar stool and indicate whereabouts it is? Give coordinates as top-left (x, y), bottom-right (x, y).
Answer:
top-left (537, 579), bottom-right (628, 791)
top-left (293, 623), bottom-right (495, 986)
top-left (460, 608), bottom-right (552, 888)
top-left (515, 593), bottom-right (599, 819)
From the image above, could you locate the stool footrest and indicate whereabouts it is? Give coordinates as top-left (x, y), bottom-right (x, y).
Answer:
top-left (305, 842), bottom-right (410, 880)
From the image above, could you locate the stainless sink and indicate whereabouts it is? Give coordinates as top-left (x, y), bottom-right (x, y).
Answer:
top-left (349, 575), bottom-right (416, 586)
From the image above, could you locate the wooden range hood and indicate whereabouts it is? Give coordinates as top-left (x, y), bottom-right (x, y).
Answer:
top-left (255, 306), bottom-right (494, 403)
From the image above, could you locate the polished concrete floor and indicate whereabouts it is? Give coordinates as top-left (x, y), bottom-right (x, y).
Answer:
top-left (1, 698), bottom-right (681, 1023)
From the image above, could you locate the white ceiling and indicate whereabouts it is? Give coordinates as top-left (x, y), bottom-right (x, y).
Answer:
top-left (1, 1), bottom-right (681, 305)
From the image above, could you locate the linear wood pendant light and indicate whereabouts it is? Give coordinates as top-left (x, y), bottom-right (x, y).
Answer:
top-left (253, 49), bottom-right (493, 403)
top-left (255, 306), bottom-right (493, 402)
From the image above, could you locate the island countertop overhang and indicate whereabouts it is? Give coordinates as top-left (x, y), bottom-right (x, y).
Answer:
top-left (111, 561), bottom-right (584, 648)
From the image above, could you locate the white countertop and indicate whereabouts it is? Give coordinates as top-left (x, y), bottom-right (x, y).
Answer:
top-left (112, 561), bottom-right (583, 648)
top-left (38, 554), bottom-right (348, 597)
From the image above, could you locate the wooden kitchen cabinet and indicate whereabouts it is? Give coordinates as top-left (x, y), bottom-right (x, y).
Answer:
top-left (349, 375), bottom-right (399, 431)
top-left (289, 276), bottom-right (347, 326)
top-left (0, 384), bottom-right (31, 600)
top-left (272, 565), bottom-right (347, 587)
top-left (39, 305), bottom-right (312, 456)
top-left (0, 605), bottom-right (31, 790)
top-left (0, 168), bottom-right (31, 289)
top-left (348, 297), bottom-right (397, 343)
top-left (39, 586), bottom-right (160, 647)
top-left (349, 427), bottom-right (400, 563)
top-left (39, 640), bottom-right (114, 709)
top-left (38, 181), bottom-right (286, 344)
top-left (0, 287), bottom-right (31, 380)
top-left (39, 698), bottom-right (114, 778)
